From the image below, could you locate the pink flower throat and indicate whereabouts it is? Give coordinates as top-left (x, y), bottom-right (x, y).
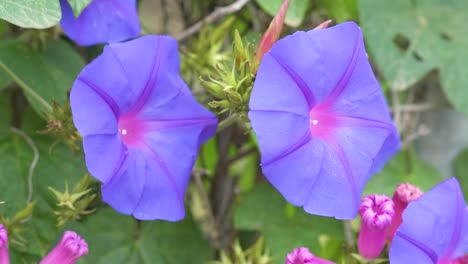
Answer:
top-left (118, 114), bottom-right (147, 147)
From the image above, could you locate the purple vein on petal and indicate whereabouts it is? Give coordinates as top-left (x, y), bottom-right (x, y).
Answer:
top-left (78, 77), bottom-right (120, 118)
top-left (262, 131), bottom-right (311, 167)
top-left (321, 28), bottom-right (361, 107)
top-left (334, 115), bottom-right (394, 130)
top-left (128, 36), bottom-right (163, 115)
top-left (143, 117), bottom-right (216, 131)
top-left (103, 145), bottom-right (128, 185)
top-left (322, 137), bottom-right (359, 209)
top-left (141, 144), bottom-right (184, 209)
top-left (268, 53), bottom-right (315, 108)
top-left (395, 232), bottom-right (439, 263)
top-left (442, 180), bottom-right (464, 259)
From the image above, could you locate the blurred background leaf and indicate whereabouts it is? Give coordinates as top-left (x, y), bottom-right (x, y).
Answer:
top-left (364, 150), bottom-right (445, 196)
top-left (255, 0), bottom-right (310, 27)
top-left (0, 39), bottom-right (85, 116)
top-left (66, 0), bottom-right (92, 17)
top-left (234, 184), bottom-right (345, 263)
top-left (0, 0), bottom-right (61, 29)
top-left (359, 0), bottom-right (468, 116)
top-left (69, 208), bottom-right (212, 264)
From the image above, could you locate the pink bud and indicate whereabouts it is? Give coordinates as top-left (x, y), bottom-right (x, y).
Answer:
top-left (0, 224), bottom-right (10, 264)
top-left (285, 247), bottom-right (335, 264)
top-left (313, 20), bottom-right (332, 30)
top-left (387, 183), bottom-right (423, 242)
top-left (358, 194), bottom-right (394, 260)
top-left (40, 231), bottom-right (88, 264)
top-left (255, 0), bottom-right (290, 63)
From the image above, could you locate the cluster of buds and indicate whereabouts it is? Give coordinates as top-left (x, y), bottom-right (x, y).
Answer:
top-left (209, 237), bottom-right (273, 264)
top-left (357, 183), bottom-right (423, 260)
top-left (0, 225), bottom-right (88, 264)
top-left (201, 29), bottom-right (255, 119)
top-left (40, 100), bottom-right (82, 152)
top-left (48, 174), bottom-right (96, 227)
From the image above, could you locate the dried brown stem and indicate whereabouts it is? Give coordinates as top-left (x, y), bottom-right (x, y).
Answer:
top-left (176, 0), bottom-right (251, 41)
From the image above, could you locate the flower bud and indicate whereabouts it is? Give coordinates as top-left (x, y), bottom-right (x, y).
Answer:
top-left (387, 183), bottom-right (423, 242)
top-left (255, 0), bottom-right (290, 64)
top-left (285, 247), bottom-right (334, 264)
top-left (40, 231), bottom-right (88, 264)
top-left (358, 194), bottom-right (394, 260)
top-left (0, 224), bottom-right (10, 264)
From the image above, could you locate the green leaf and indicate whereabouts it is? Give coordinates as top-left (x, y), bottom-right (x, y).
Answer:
top-left (0, 0), bottom-right (61, 29)
top-left (454, 149), bottom-right (468, 201)
top-left (318, 0), bottom-right (358, 23)
top-left (69, 208), bottom-right (212, 264)
top-left (234, 184), bottom-right (344, 263)
top-left (66, 0), bottom-right (92, 17)
top-left (359, 0), bottom-right (468, 116)
top-left (364, 150), bottom-right (445, 196)
top-left (0, 107), bottom-right (86, 255)
top-left (0, 39), bottom-right (85, 116)
top-left (255, 0), bottom-right (310, 27)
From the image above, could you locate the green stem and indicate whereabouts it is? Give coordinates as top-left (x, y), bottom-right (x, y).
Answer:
top-left (216, 114), bottom-right (238, 133)
top-left (0, 62), bottom-right (53, 113)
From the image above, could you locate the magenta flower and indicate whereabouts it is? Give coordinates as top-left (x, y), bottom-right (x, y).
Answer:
top-left (389, 178), bottom-right (468, 264)
top-left (249, 22), bottom-right (400, 219)
top-left (41, 231), bottom-right (88, 264)
top-left (60, 0), bottom-right (141, 46)
top-left (70, 36), bottom-right (217, 220)
top-left (387, 182), bottom-right (423, 242)
top-left (285, 247), bottom-right (334, 264)
top-left (0, 224), bottom-right (9, 264)
top-left (357, 194), bottom-right (394, 259)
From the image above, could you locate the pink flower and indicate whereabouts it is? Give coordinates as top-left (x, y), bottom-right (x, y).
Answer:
top-left (40, 231), bottom-right (88, 264)
top-left (358, 194), bottom-right (394, 259)
top-left (0, 224), bottom-right (9, 264)
top-left (285, 247), bottom-right (334, 264)
top-left (387, 183), bottom-right (423, 242)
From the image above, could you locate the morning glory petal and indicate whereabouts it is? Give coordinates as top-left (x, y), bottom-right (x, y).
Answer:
top-left (389, 178), bottom-right (468, 263)
top-left (70, 80), bottom-right (118, 137)
top-left (71, 35), bottom-right (217, 220)
top-left (101, 149), bottom-right (146, 215)
top-left (60, 0), bottom-right (141, 46)
top-left (248, 21), bottom-right (400, 219)
top-left (83, 134), bottom-right (124, 184)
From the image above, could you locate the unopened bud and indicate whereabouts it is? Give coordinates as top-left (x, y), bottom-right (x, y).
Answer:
top-left (358, 194), bottom-right (394, 260)
top-left (387, 183), bottom-right (423, 242)
top-left (285, 247), bottom-right (334, 264)
top-left (40, 231), bottom-right (88, 264)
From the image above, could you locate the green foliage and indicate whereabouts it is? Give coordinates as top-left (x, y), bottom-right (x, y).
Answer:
top-left (454, 149), bottom-right (468, 201)
top-left (0, 39), bottom-right (85, 116)
top-left (66, 0), bottom-right (92, 17)
top-left (209, 237), bottom-right (273, 264)
top-left (255, 0), bottom-right (310, 27)
top-left (68, 208), bottom-right (212, 264)
top-left (319, 0), bottom-right (358, 23)
top-left (234, 184), bottom-right (345, 263)
top-left (359, 0), bottom-right (468, 116)
top-left (0, 0), bottom-right (61, 29)
top-left (364, 150), bottom-right (445, 195)
top-left (0, 104), bottom-right (87, 258)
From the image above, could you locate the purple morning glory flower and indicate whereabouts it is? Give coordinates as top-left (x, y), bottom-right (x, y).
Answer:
top-left (389, 178), bottom-right (468, 264)
top-left (70, 35), bottom-right (217, 220)
top-left (248, 21), bottom-right (400, 219)
top-left (60, 0), bottom-right (141, 46)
